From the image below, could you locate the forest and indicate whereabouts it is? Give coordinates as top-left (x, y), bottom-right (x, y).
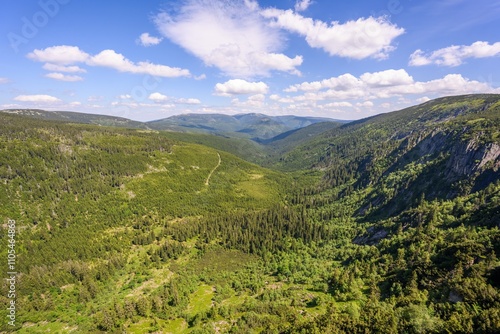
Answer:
top-left (0, 94), bottom-right (500, 333)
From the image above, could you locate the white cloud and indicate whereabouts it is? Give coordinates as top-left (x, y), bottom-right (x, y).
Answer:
top-left (14, 94), bottom-right (62, 103)
top-left (137, 32), bottom-right (163, 46)
top-left (88, 49), bottom-right (191, 77)
top-left (87, 96), bottom-right (104, 102)
top-left (244, 0), bottom-right (259, 11)
top-left (248, 94), bottom-right (265, 102)
top-left (323, 101), bottom-right (353, 108)
top-left (356, 101), bottom-right (374, 108)
top-left (360, 69), bottom-right (414, 87)
top-left (409, 41), bottom-right (500, 67)
top-left (42, 63), bottom-right (86, 73)
top-left (148, 93), bottom-right (200, 105)
top-left (416, 96), bottom-right (431, 103)
top-left (0, 77), bottom-right (8, 84)
top-left (177, 98), bottom-right (201, 104)
top-left (261, 9), bottom-right (404, 59)
top-left (231, 94), bottom-right (266, 108)
top-left (295, 0), bottom-right (313, 12)
top-left (27, 45), bottom-right (89, 64)
top-left (408, 50), bottom-right (432, 66)
top-left (119, 94), bottom-right (132, 99)
top-left (282, 70), bottom-right (500, 105)
top-left (149, 92), bottom-right (169, 102)
top-left (214, 79), bottom-right (269, 96)
top-left (27, 45), bottom-right (191, 78)
top-left (45, 72), bottom-right (83, 82)
top-left (194, 74), bottom-right (207, 80)
top-left (154, 0), bottom-right (302, 77)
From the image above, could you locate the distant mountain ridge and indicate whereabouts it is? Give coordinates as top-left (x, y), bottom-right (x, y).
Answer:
top-left (0, 108), bottom-right (343, 141)
top-left (146, 112), bottom-right (343, 139)
top-left (0, 108), bottom-right (148, 129)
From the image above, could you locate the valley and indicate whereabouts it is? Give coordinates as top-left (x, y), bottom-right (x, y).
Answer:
top-left (0, 94), bottom-right (500, 333)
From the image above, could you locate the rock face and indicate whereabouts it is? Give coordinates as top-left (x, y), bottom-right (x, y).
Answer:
top-left (407, 130), bottom-right (500, 180)
top-left (446, 140), bottom-right (500, 179)
top-left (363, 128), bottom-right (500, 221)
top-left (353, 226), bottom-right (388, 245)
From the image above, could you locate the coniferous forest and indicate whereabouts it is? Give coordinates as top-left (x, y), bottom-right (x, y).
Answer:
top-left (1, 94), bottom-right (500, 333)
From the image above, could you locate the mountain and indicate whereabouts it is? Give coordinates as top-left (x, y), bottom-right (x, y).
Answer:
top-left (280, 95), bottom-right (500, 208)
top-left (1, 95), bottom-right (500, 333)
top-left (146, 112), bottom-right (341, 139)
top-left (0, 108), bottom-right (148, 129)
top-left (0, 108), bottom-right (342, 142)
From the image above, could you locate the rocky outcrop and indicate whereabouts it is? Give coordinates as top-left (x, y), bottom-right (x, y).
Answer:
top-left (365, 130), bottom-right (500, 220)
top-left (353, 226), bottom-right (388, 245)
top-left (446, 140), bottom-right (500, 179)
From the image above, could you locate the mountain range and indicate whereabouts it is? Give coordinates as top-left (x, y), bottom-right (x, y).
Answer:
top-left (1, 108), bottom-right (342, 140)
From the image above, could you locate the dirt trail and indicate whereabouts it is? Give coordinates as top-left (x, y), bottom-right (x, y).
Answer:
top-left (205, 152), bottom-right (221, 186)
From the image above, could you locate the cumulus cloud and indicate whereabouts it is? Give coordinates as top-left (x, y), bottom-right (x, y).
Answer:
top-left (137, 32), bottom-right (163, 46)
top-left (356, 101), bottom-right (374, 107)
top-left (360, 69), bottom-right (414, 87)
top-left (149, 92), bottom-right (201, 105)
top-left (285, 73), bottom-right (362, 93)
top-left (42, 63), bottom-right (86, 73)
top-left (14, 94), bottom-right (62, 103)
top-left (154, 0), bottom-right (302, 77)
top-left (88, 49), bottom-right (190, 77)
top-left (267, 69), bottom-right (500, 117)
top-left (149, 92), bottom-right (169, 102)
top-left (231, 93), bottom-right (266, 108)
top-left (214, 79), bottom-right (269, 96)
top-left (177, 98), bottom-right (201, 104)
top-left (323, 101), bottom-right (353, 108)
top-left (27, 45), bottom-right (191, 79)
top-left (409, 41), bottom-right (500, 67)
top-left (282, 69), bottom-right (499, 104)
top-left (295, 0), bottom-right (313, 12)
top-left (416, 96), bottom-right (431, 103)
top-left (27, 45), bottom-right (89, 64)
top-left (45, 73), bottom-right (83, 82)
top-left (261, 9), bottom-right (404, 59)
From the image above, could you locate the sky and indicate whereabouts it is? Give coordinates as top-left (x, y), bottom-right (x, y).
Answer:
top-left (1, 0), bottom-right (500, 122)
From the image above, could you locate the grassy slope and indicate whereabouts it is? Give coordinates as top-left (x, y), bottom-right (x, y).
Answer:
top-left (0, 113), bottom-right (288, 332)
top-left (0, 109), bottom-right (148, 129)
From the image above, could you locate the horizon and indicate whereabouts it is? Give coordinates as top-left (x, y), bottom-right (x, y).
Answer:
top-left (3, 93), bottom-right (498, 123)
top-left (2, 1), bottom-right (500, 122)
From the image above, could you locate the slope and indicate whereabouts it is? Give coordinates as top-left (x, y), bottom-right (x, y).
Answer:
top-left (0, 113), bottom-right (289, 332)
top-left (0, 108), bottom-right (148, 129)
top-left (279, 94), bottom-right (500, 217)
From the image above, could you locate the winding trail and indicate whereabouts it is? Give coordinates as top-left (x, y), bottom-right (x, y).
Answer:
top-left (205, 152), bottom-right (221, 186)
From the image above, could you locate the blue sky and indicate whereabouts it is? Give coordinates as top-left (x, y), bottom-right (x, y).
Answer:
top-left (1, 0), bottom-right (500, 121)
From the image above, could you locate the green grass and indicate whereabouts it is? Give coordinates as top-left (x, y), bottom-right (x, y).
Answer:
top-left (187, 285), bottom-right (214, 317)
top-left (161, 318), bottom-right (189, 334)
top-left (16, 321), bottom-right (78, 333)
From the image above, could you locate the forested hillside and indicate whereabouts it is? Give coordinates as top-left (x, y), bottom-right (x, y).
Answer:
top-left (1, 94), bottom-right (500, 333)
